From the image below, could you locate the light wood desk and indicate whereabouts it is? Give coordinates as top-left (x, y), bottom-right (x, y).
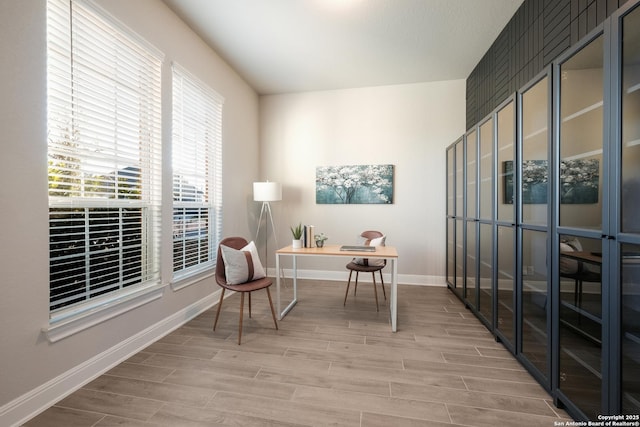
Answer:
top-left (275, 244), bottom-right (399, 332)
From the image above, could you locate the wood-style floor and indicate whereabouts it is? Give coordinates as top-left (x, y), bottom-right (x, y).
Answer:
top-left (25, 279), bottom-right (571, 426)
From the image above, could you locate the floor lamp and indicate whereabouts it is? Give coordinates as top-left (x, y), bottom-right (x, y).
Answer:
top-left (253, 181), bottom-right (282, 276)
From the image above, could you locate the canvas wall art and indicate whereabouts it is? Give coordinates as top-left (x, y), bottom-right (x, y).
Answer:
top-left (316, 164), bottom-right (394, 204)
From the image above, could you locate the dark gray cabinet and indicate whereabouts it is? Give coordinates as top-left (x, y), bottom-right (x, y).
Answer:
top-left (445, 0), bottom-right (640, 419)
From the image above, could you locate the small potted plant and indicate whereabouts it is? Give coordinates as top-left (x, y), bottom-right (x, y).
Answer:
top-left (290, 223), bottom-right (303, 249)
top-left (314, 233), bottom-right (328, 248)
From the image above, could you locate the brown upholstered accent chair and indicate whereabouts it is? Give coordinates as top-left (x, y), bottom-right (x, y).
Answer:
top-left (213, 237), bottom-right (278, 344)
top-left (344, 230), bottom-right (387, 311)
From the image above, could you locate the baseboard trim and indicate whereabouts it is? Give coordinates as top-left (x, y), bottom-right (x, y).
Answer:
top-left (0, 289), bottom-right (224, 427)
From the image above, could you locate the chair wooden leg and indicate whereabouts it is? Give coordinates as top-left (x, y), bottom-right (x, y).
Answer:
top-left (577, 280), bottom-right (583, 307)
top-left (266, 287), bottom-right (278, 330)
top-left (372, 272), bottom-right (379, 312)
top-left (213, 288), bottom-right (225, 331)
top-left (344, 270), bottom-right (353, 306)
top-left (379, 270), bottom-right (386, 300)
top-left (249, 292), bottom-right (252, 318)
top-left (354, 272), bottom-right (359, 295)
top-left (238, 292), bottom-right (245, 345)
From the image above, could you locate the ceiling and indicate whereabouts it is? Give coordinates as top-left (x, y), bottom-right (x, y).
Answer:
top-left (162, 0), bottom-right (524, 95)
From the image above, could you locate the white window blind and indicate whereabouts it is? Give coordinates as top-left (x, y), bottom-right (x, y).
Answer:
top-left (47, 0), bottom-right (163, 313)
top-left (172, 63), bottom-right (223, 278)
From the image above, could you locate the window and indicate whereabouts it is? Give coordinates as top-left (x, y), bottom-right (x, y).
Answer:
top-left (47, 0), bottom-right (163, 315)
top-left (172, 64), bottom-right (223, 279)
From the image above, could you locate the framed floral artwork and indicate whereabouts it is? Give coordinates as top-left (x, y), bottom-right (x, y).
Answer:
top-left (316, 164), bottom-right (394, 204)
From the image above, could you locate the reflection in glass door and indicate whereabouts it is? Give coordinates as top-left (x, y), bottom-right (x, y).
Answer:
top-left (557, 33), bottom-right (605, 420)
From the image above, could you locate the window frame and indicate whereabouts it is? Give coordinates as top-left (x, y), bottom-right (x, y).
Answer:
top-left (45, 0), bottom-right (164, 340)
top-left (171, 62), bottom-right (224, 285)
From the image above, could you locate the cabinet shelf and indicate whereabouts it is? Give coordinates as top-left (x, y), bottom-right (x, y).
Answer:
top-left (560, 300), bottom-right (602, 325)
top-left (625, 330), bottom-right (640, 346)
top-left (524, 127), bottom-right (548, 141)
top-left (625, 139), bottom-right (640, 148)
top-left (523, 316), bottom-right (547, 337)
top-left (562, 101), bottom-right (603, 123)
top-left (626, 82), bottom-right (640, 94)
top-left (561, 347), bottom-right (602, 380)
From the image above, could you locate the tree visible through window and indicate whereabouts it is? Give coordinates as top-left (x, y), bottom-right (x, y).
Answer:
top-left (47, 0), bottom-right (162, 312)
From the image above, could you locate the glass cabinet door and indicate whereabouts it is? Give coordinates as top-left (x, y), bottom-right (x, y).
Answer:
top-left (478, 118), bottom-right (494, 325)
top-left (520, 74), bottom-right (551, 383)
top-left (455, 219), bottom-right (464, 298)
top-left (447, 218), bottom-right (455, 287)
top-left (447, 146), bottom-right (455, 218)
top-left (456, 139), bottom-right (464, 218)
top-left (521, 76), bottom-right (550, 227)
top-left (620, 0), bottom-right (640, 234)
top-left (522, 230), bottom-right (550, 380)
top-left (558, 235), bottom-right (603, 420)
top-left (620, 244), bottom-right (640, 414)
top-left (497, 102), bottom-right (515, 222)
top-left (497, 225), bottom-right (516, 345)
top-left (557, 33), bottom-right (605, 420)
top-left (454, 139), bottom-right (464, 298)
top-left (466, 221), bottom-right (477, 308)
top-left (496, 100), bottom-right (516, 348)
top-left (446, 145), bottom-right (455, 287)
top-left (479, 120), bottom-right (493, 221)
top-left (559, 36), bottom-right (604, 231)
top-left (619, 3), bottom-right (640, 414)
top-left (466, 130), bottom-right (477, 219)
top-left (466, 130), bottom-right (478, 307)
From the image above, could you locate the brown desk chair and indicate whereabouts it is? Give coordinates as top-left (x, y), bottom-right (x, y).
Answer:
top-left (344, 230), bottom-right (386, 311)
top-left (213, 237), bottom-right (278, 344)
top-left (559, 239), bottom-right (601, 308)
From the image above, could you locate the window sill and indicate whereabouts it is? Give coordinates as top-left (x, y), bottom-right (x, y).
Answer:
top-left (171, 268), bottom-right (215, 292)
top-left (43, 283), bottom-right (165, 343)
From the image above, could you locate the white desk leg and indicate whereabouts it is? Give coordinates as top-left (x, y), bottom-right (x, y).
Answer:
top-left (280, 254), bottom-right (298, 318)
top-left (276, 252), bottom-right (281, 320)
top-left (293, 255), bottom-right (297, 301)
top-left (391, 258), bottom-right (398, 332)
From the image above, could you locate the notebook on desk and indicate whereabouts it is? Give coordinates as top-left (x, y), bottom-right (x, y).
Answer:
top-left (340, 245), bottom-right (375, 252)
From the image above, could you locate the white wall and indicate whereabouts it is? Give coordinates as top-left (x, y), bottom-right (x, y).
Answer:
top-left (0, 1), bottom-right (259, 424)
top-left (258, 81), bottom-right (466, 283)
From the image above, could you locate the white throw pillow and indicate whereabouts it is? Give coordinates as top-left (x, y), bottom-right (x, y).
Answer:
top-left (559, 242), bottom-right (579, 274)
top-left (354, 235), bottom-right (386, 267)
top-left (220, 241), bottom-right (266, 285)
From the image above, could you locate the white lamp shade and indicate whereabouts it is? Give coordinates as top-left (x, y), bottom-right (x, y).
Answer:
top-left (253, 182), bottom-right (282, 202)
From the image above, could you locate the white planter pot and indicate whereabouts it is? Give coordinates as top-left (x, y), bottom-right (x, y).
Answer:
top-left (292, 239), bottom-right (302, 249)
